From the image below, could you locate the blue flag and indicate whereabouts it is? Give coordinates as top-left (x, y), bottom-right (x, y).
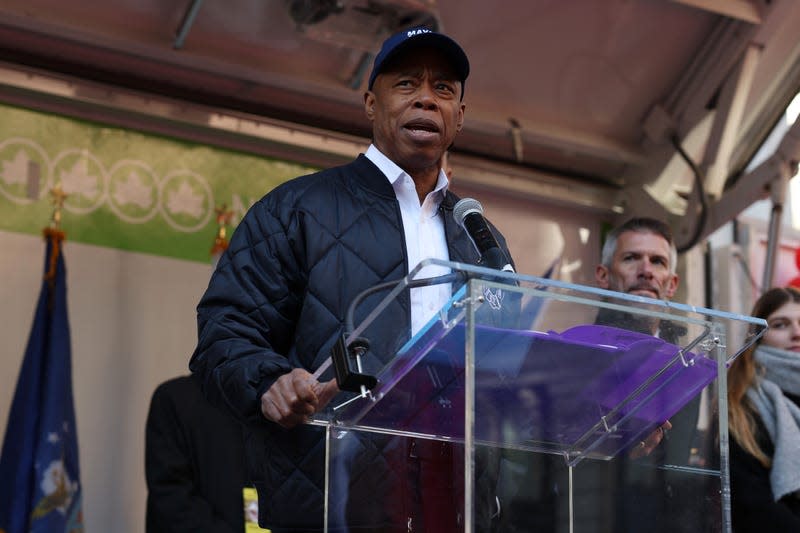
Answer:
top-left (0, 229), bottom-right (84, 533)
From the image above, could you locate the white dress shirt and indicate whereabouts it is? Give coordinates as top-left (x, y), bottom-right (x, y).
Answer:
top-left (365, 145), bottom-right (451, 335)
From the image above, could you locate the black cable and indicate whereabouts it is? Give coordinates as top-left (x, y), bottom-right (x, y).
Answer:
top-left (670, 133), bottom-right (709, 253)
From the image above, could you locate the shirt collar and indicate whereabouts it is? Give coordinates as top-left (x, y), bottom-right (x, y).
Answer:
top-left (365, 144), bottom-right (450, 198)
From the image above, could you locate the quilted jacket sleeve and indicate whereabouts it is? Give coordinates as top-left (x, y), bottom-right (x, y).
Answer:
top-left (190, 194), bottom-right (303, 424)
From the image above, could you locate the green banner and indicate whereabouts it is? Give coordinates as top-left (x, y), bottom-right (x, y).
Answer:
top-left (0, 102), bottom-right (318, 262)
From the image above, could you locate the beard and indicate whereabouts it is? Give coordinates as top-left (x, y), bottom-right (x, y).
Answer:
top-left (607, 275), bottom-right (663, 300)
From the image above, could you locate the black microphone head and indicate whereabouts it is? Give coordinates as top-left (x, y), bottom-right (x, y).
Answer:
top-left (453, 197), bottom-right (483, 228)
top-left (452, 197), bottom-right (514, 273)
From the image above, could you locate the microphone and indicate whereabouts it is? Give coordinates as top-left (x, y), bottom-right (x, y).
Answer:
top-left (453, 198), bottom-right (514, 272)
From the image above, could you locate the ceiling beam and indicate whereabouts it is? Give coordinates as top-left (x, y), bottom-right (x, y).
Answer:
top-left (449, 152), bottom-right (621, 215)
top-left (671, 0), bottom-right (762, 24)
top-left (0, 61), bottom-right (622, 214)
top-left (700, 42), bottom-right (762, 198)
top-left (679, 113), bottom-right (800, 247)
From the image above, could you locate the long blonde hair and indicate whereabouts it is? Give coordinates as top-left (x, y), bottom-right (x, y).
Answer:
top-left (728, 286), bottom-right (800, 467)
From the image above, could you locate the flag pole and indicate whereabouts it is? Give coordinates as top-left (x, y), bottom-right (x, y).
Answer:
top-left (0, 180), bottom-right (84, 533)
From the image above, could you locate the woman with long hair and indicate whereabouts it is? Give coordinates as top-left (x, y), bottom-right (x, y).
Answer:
top-left (728, 286), bottom-right (800, 531)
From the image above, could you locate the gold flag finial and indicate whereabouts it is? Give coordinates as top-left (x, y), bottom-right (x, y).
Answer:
top-left (211, 204), bottom-right (234, 256)
top-left (43, 182), bottom-right (68, 284)
top-left (48, 181), bottom-right (68, 230)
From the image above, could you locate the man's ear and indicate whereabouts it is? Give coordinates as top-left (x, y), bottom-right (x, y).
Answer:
top-left (364, 91), bottom-right (376, 121)
top-left (664, 273), bottom-right (679, 299)
top-left (456, 103), bottom-right (465, 132)
top-left (595, 264), bottom-right (610, 289)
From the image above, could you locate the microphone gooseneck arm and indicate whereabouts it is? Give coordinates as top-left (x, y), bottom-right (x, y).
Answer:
top-left (344, 271), bottom-right (466, 334)
top-left (326, 270), bottom-right (465, 392)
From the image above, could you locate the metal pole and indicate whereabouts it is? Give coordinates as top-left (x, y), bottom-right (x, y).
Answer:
top-left (761, 203), bottom-right (782, 292)
top-left (761, 173), bottom-right (790, 292)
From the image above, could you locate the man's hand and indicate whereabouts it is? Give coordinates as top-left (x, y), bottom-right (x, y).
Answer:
top-left (260, 369), bottom-right (340, 429)
top-left (628, 420), bottom-right (672, 460)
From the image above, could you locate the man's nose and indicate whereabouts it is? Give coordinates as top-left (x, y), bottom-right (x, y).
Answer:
top-left (638, 260), bottom-right (655, 278)
top-left (414, 84), bottom-right (439, 110)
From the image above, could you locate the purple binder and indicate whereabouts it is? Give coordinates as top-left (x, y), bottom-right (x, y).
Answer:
top-left (349, 322), bottom-right (716, 461)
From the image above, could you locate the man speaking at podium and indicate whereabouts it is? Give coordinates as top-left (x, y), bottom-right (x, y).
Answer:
top-left (190, 26), bottom-right (513, 532)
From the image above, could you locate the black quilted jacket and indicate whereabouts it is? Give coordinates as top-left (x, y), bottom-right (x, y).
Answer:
top-left (190, 154), bottom-right (513, 530)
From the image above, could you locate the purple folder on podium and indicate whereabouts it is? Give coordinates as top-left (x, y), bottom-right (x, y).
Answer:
top-left (342, 320), bottom-right (716, 463)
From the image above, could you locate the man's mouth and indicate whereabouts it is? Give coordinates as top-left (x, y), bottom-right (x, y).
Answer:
top-left (628, 286), bottom-right (659, 298)
top-left (404, 119), bottom-right (439, 139)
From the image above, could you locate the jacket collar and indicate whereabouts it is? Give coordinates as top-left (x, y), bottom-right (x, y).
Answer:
top-left (352, 154), bottom-right (399, 198)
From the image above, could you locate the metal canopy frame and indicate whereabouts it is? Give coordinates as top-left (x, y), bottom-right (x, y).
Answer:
top-left (0, 1), bottom-right (799, 238)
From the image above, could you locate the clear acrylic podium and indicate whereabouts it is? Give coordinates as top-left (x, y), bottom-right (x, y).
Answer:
top-left (310, 259), bottom-right (766, 533)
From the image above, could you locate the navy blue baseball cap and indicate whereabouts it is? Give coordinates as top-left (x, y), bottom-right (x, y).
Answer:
top-left (367, 26), bottom-right (470, 97)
